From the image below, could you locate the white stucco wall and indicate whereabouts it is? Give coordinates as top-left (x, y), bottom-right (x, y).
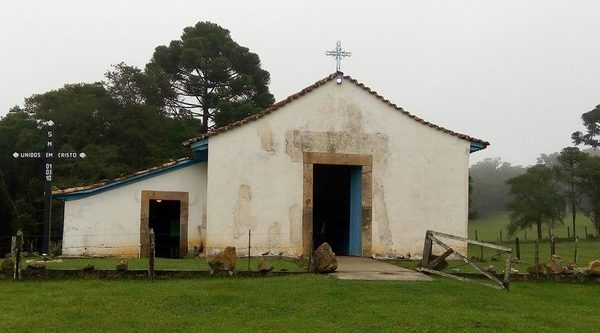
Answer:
top-left (206, 79), bottom-right (471, 257)
top-left (62, 162), bottom-right (207, 257)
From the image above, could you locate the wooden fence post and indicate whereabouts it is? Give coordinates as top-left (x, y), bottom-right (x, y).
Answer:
top-left (574, 236), bottom-right (579, 265)
top-left (148, 228), bottom-right (155, 279)
top-left (475, 230), bottom-right (483, 260)
top-left (585, 226), bottom-right (588, 240)
top-left (548, 228), bottom-right (551, 240)
top-left (499, 229), bottom-right (503, 243)
top-left (13, 229), bottom-right (23, 280)
top-left (567, 227), bottom-right (571, 240)
top-left (550, 235), bottom-right (556, 256)
top-left (421, 231), bottom-right (433, 268)
top-left (515, 237), bottom-right (521, 260)
top-left (534, 240), bottom-right (539, 280)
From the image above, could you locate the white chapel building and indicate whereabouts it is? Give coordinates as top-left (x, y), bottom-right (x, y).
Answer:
top-left (55, 73), bottom-right (488, 259)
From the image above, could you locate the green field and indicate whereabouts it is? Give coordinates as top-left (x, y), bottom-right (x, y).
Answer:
top-left (1, 276), bottom-right (598, 332)
top-left (469, 211), bottom-right (598, 242)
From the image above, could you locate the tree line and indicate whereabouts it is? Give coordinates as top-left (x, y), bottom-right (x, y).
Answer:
top-left (479, 105), bottom-right (600, 240)
top-left (0, 22), bottom-right (274, 253)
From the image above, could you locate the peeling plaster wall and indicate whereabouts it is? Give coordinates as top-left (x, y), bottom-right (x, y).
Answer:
top-left (206, 80), bottom-right (470, 257)
top-left (62, 163), bottom-right (207, 257)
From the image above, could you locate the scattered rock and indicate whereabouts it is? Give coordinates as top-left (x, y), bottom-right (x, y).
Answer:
top-left (512, 258), bottom-right (524, 264)
top-left (567, 262), bottom-right (578, 270)
top-left (208, 246), bottom-right (237, 272)
top-left (527, 263), bottom-right (545, 275)
top-left (1, 259), bottom-right (14, 271)
top-left (505, 267), bottom-right (519, 277)
top-left (26, 262), bottom-right (46, 270)
top-left (258, 261), bottom-right (273, 274)
top-left (545, 255), bottom-right (564, 274)
top-left (586, 260), bottom-right (600, 276)
top-left (116, 260), bottom-right (128, 271)
top-left (313, 243), bottom-right (337, 273)
top-left (485, 265), bottom-right (496, 274)
top-left (83, 264), bottom-right (95, 272)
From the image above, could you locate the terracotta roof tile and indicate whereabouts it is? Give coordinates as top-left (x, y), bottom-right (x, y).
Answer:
top-left (182, 73), bottom-right (489, 147)
top-left (53, 157), bottom-right (190, 195)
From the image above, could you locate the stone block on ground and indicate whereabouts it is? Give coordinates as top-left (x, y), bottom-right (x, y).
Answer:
top-left (258, 261), bottom-right (273, 274)
top-left (527, 263), bottom-right (545, 275)
top-left (116, 260), bottom-right (128, 271)
top-left (313, 242), bottom-right (337, 273)
top-left (567, 262), bottom-right (578, 270)
top-left (83, 264), bottom-right (95, 272)
top-left (26, 262), bottom-right (46, 270)
top-left (485, 265), bottom-right (496, 274)
top-left (586, 260), bottom-right (600, 276)
top-left (208, 246), bottom-right (237, 272)
top-left (1, 259), bottom-right (14, 271)
top-left (545, 255), bottom-right (564, 274)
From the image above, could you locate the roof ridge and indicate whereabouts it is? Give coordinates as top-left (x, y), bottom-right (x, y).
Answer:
top-left (182, 72), bottom-right (488, 146)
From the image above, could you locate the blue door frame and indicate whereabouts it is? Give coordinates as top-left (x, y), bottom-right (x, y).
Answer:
top-left (349, 166), bottom-right (362, 256)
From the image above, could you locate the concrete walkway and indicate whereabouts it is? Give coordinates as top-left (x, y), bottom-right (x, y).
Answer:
top-left (330, 256), bottom-right (432, 281)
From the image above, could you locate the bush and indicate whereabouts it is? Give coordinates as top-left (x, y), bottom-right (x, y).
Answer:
top-left (49, 240), bottom-right (62, 257)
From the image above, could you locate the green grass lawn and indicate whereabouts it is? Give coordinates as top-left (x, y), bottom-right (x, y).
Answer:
top-left (2, 257), bottom-right (303, 272)
top-left (0, 276), bottom-right (598, 332)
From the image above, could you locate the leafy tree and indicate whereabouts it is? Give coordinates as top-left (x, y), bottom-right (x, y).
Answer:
top-left (0, 69), bottom-right (201, 252)
top-left (576, 156), bottom-right (600, 236)
top-left (506, 165), bottom-right (565, 240)
top-left (469, 158), bottom-right (525, 217)
top-left (0, 167), bottom-right (17, 253)
top-left (146, 21), bottom-right (275, 132)
top-left (552, 147), bottom-right (588, 238)
top-left (468, 175), bottom-right (478, 220)
top-left (572, 104), bottom-right (600, 148)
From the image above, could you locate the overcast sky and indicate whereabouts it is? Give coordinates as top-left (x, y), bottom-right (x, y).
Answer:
top-left (2, 1), bottom-right (600, 166)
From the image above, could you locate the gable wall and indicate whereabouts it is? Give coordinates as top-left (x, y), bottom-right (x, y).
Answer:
top-left (62, 163), bottom-right (207, 257)
top-left (206, 80), bottom-right (470, 257)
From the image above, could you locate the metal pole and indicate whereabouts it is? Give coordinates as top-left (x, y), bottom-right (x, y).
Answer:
top-left (42, 122), bottom-right (54, 253)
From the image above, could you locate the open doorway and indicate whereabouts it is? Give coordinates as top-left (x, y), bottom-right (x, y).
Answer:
top-left (312, 164), bottom-right (362, 256)
top-left (149, 199), bottom-right (181, 258)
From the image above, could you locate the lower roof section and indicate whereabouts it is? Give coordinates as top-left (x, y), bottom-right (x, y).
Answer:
top-left (54, 158), bottom-right (204, 201)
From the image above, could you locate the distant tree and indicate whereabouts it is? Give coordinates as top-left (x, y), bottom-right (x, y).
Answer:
top-left (576, 156), bottom-right (600, 236)
top-left (146, 21), bottom-right (275, 132)
top-left (552, 147), bottom-right (588, 238)
top-left (572, 104), bottom-right (600, 148)
top-left (469, 158), bottom-right (525, 217)
top-left (468, 175), bottom-right (478, 220)
top-left (536, 152), bottom-right (560, 167)
top-left (506, 165), bottom-right (565, 240)
top-left (0, 167), bottom-right (17, 253)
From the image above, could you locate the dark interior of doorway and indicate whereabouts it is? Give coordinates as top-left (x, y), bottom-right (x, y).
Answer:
top-left (149, 199), bottom-right (181, 258)
top-left (313, 164), bottom-right (351, 255)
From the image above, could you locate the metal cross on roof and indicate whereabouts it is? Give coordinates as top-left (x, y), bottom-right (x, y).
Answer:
top-left (325, 40), bottom-right (351, 72)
